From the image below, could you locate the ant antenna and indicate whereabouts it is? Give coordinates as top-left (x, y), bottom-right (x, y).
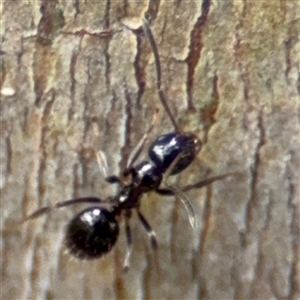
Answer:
top-left (142, 17), bottom-right (180, 132)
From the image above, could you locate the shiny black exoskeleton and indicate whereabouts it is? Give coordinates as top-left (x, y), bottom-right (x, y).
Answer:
top-left (65, 207), bottom-right (119, 259)
top-left (149, 132), bottom-right (202, 175)
top-left (24, 18), bottom-right (230, 268)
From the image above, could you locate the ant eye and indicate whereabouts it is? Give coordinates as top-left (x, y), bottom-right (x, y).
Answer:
top-left (65, 207), bottom-right (119, 259)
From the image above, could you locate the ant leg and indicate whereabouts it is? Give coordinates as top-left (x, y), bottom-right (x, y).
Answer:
top-left (136, 208), bottom-right (158, 250)
top-left (156, 174), bottom-right (234, 228)
top-left (96, 107), bottom-right (157, 183)
top-left (125, 109), bottom-right (159, 172)
top-left (162, 153), bottom-right (182, 180)
top-left (156, 185), bottom-right (197, 229)
top-left (123, 210), bottom-right (133, 271)
top-left (23, 197), bottom-right (103, 222)
top-left (158, 174), bottom-right (233, 195)
top-left (96, 150), bottom-right (109, 178)
top-left (180, 173), bottom-right (232, 192)
top-left (96, 150), bottom-right (120, 184)
top-left (152, 150), bottom-right (198, 227)
top-left (93, 121), bottom-right (120, 184)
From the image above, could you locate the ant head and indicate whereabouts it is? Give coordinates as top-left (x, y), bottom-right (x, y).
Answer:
top-left (65, 206), bottom-right (119, 259)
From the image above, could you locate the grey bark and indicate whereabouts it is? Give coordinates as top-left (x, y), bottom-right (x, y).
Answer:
top-left (1, 1), bottom-right (299, 299)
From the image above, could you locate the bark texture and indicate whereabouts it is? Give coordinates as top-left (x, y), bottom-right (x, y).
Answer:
top-left (1, 1), bottom-right (299, 299)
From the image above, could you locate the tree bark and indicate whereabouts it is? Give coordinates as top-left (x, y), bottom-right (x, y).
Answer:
top-left (1, 1), bottom-right (299, 299)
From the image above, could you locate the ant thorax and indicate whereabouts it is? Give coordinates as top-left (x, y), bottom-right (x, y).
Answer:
top-left (116, 161), bottom-right (163, 209)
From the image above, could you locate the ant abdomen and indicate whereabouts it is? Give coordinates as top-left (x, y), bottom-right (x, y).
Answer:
top-left (148, 132), bottom-right (202, 175)
top-left (65, 207), bottom-right (119, 259)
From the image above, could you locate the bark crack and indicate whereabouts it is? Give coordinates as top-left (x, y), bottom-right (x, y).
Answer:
top-left (185, 0), bottom-right (211, 111)
top-left (285, 157), bottom-right (300, 299)
top-left (68, 39), bottom-right (82, 122)
top-left (119, 83), bottom-right (134, 173)
top-left (194, 186), bottom-right (213, 297)
top-left (201, 72), bottom-right (221, 144)
top-left (245, 112), bottom-right (266, 232)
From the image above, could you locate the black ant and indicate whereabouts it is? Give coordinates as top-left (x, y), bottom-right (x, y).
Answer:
top-left (24, 18), bottom-right (230, 270)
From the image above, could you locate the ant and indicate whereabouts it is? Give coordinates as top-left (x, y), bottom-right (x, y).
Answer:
top-left (24, 18), bottom-right (231, 270)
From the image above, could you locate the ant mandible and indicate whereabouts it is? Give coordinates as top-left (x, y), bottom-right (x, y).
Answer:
top-left (24, 17), bottom-right (230, 270)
